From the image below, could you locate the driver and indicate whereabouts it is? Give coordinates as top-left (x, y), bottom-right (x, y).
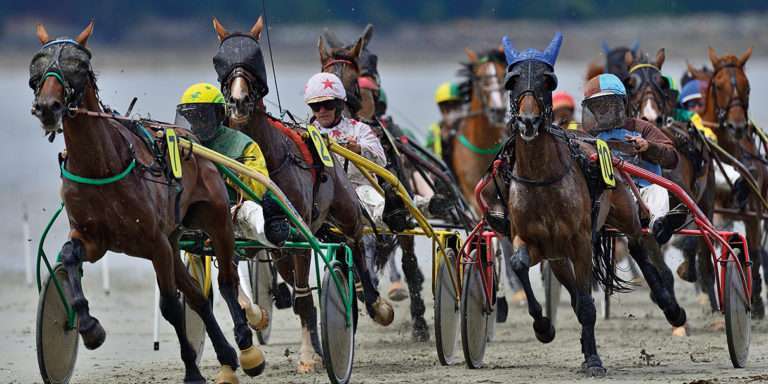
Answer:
top-left (582, 74), bottom-right (679, 244)
top-left (176, 82), bottom-right (289, 329)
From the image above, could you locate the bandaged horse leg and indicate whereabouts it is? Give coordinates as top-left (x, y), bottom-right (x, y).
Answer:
top-left (362, 234), bottom-right (381, 288)
top-left (60, 238), bottom-right (106, 350)
top-left (399, 235), bottom-right (429, 341)
top-left (509, 243), bottom-right (555, 343)
top-left (628, 239), bottom-right (687, 330)
top-left (504, 237), bottom-right (526, 305)
top-left (352, 239), bottom-right (394, 326)
top-left (236, 258), bottom-right (268, 331)
top-left (294, 290), bottom-right (323, 373)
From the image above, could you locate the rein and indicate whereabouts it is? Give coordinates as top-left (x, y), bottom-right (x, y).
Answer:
top-left (627, 63), bottom-right (667, 123)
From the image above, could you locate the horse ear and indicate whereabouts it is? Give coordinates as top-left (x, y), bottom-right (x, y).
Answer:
top-left (543, 32), bottom-right (563, 66)
top-left (630, 40), bottom-right (640, 53)
top-left (708, 46), bottom-right (720, 67)
top-left (36, 23), bottom-right (51, 45)
top-left (624, 50), bottom-right (634, 67)
top-left (655, 48), bottom-right (665, 69)
top-left (361, 24), bottom-right (374, 49)
top-left (464, 48), bottom-right (478, 63)
top-left (687, 61), bottom-right (708, 80)
top-left (212, 17), bottom-right (229, 42)
top-left (738, 47), bottom-right (752, 67)
top-left (601, 41), bottom-right (610, 54)
top-left (349, 35), bottom-right (364, 58)
top-left (250, 16), bottom-right (264, 40)
top-left (318, 36), bottom-right (331, 64)
top-left (75, 20), bottom-right (94, 47)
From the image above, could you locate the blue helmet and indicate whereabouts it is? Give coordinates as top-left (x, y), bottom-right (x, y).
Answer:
top-left (679, 80), bottom-right (703, 104)
top-left (584, 73), bottom-right (626, 99)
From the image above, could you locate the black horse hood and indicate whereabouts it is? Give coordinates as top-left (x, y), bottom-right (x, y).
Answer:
top-left (213, 33), bottom-right (269, 97)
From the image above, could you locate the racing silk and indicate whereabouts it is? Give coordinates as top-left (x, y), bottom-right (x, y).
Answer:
top-left (425, 122), bottom-right (443, 156)
top-left (672, 109), bottom-right (717, 141)
top-left (597, 128), bottom-right (662, 187)
top-left (204, 125), bottom-right (269, 200)
top-left (318, 117), bottom-right (386, 187)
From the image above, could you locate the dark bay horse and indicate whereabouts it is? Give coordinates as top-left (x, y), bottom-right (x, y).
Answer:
top-left (625, 49), bottom-right (719, 313)
top-left (585, 41), bottom-right (639, 82)
top-left (318, 25), bottom-right (432, 341)
top-left (501, 33), bottom-right (687, 376)
top-left (211, 17), bottom-right (393, 373)
top-left (690, 47), bottom-right (768, 318)
top-left (30, 22), bottom-right (261, 383)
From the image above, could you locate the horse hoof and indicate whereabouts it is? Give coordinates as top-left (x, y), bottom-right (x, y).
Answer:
top-left (411, 317), bottom-right (430, 342)
top-left (387, 281), bottom-right (409, 302)
top-left (585, 366), bottom-right (607, 377)
top-left (533, 317), bottom-right (555, 344)
top-left (184, 378), bottom-right (206, 384)
top-left (245, 305), bottom-right (269, 331)
top-left (215, 365), bottom-right (239, 384)
top-left (239, 345), bottom-right (266, 377)
top-left (664, 306), bottom-right (687, 328)
top-left (676, 261), bottom-right (696, 283)
top-left (511, 290), bottom-right (527, 306)
top-left (371, 298), bottom-right (394, 326)
top-left (81, 318), bottom-right (106, 350)
top-left (296, 354), bottom-right (321, 374)
top-left (671, 325), bottom-right (688, 337)
top-left (751, 297), bottom-right (765, 319)
top-left (496, 296), bottom-right (509, 323)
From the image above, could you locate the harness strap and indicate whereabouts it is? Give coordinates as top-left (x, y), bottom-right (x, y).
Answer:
top-left (457, 134), bottom-right (503, 155)
top-left (628, 63), bottom-right (659, 73)
top-left (61, 158), bottom-right (137, 185)
top-left (266, 116), bottom-right (317, 182)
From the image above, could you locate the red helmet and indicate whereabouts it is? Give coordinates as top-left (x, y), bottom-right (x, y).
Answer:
top-left (552, 91), bottom-right (575, 110)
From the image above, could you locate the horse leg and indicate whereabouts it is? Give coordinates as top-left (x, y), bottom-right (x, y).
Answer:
top-left (508, 244), bottom-right (555, 343)
top-left (696, 239), bottom-right (719, 313)
top-left (678, 236), bottom-right (699, 282)
top-left (152, 238), bottom-right (206, 383)
top-left (645, 237), bottom-right (678, 304)
top-left (292, 250), bottom-right (323, 374)
top-left (398, 235), bottom-right (428, 341)
top-left (628, 238), bottom-right (688, 329)
top-left (352, 239), bottom-right (394, 326)
top-left (502, 237), bottom-right (526, 305)
top-left (746, 218), bottom-right (764, 319)
top-left (59, 237), bottom-right (106, 350)
top-left (571, 238), bottom-right (606, 377)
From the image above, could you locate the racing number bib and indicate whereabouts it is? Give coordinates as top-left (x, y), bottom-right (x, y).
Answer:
top-left (307, 125), bottom-right (334, 167)
top-left (595, 139), bottom-right (616, 188)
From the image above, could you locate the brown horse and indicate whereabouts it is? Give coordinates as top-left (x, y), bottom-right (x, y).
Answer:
top-left (211, 17), bottom-right (393, 373)
top-left (318, 25), bottom-right (433, 341)
top-left (502, 33), bottom-right (687, 376)
top-left (689, 47), bottom-right (768, 317)
top-left (30, 22), bottom-right (262, 383)
top-left (585, 41), bottom-right (639, 82)
top-left (452, 48), bottom-right (508, 213)
top-left (624, 49), bottom-right (719, 315)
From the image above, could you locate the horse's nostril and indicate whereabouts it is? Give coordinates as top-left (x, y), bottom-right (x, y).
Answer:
top-left (49, 100), bottom-right (64, 113)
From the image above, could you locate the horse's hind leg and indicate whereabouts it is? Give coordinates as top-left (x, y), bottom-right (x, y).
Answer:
top-left (745, 219), bottom-right (764, 319)
top-left (60, 237), bottom-right (106, 350)
top-left (508, 242), bottom-right (555, 343)
top-left (696, 239), bottom-right (719, 313)
top-left (628, 238), bottom-right (687, 328)
top-left (645, 237), bottom-right (678, 305)
top-left (292, 250), bottom-right (323, 373)
top-left (152, 238), bottom-right (205, 383)
top-left (399, 235), bottom-right (428, 341)
top-left (352, 239), bottom-right (394, 326)
top-left (570, 238), bottom-right (606, 377)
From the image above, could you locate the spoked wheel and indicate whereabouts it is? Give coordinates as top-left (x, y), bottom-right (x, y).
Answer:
top-left (542, 261), bottom-right (561, 325)
top-left (248, 250), bottom-right (274, 345)
top-left (37, 264), bottom-right (79, 384)
top-left (725, 247), bottom-right (751, 368)
top-left (181, 253), bottom-right (211, 365)
top-left (434, 248), bottom-right (461, 365)
top-left (461, 250), bottom-right (494, 369)
top-left (321, 264), bottom-right (355, 384)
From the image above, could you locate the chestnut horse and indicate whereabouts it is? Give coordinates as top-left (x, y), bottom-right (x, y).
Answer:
top-left (211, 17), bottom-right (393, 373)
top-left (29, 22), bottom-right (261, 383)
top-left (318, 25), bottom-right (432, 341)
top-left (689, 47), bottom-right (768, 318)
top-left (624, 49), bottom-right (719, 312)
top-left (502, 33), bottom-right (687, 376)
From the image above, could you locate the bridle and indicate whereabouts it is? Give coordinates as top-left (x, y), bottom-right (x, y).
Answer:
top-left (627, 63), bottom-right (669, 126)
top-left (708, 63), bottom-right (750, 133)
top-left (30, 39), bottom-right (94, 114)
top-left (507, 60), bottom-right (555, 142)
top-left (467, 59), bottom-right (507, 125)
top-left (322, 57), bottom-right (362, 114)
top-left (221, 67), bottom-right (265, 118)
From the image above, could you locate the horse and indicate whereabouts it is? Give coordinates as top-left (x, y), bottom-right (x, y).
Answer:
top-left (211, 17), bottom-right (394, 373)
top-left (29, 21), bottom-right (262, 383)
top-left (318, 25), bottom-right (432, 341)
top-left (501, 33), bottom-right (687, 376)
top-left (624, 48), bottom-right (719, 315)
top-left (585, 40), bottom-right (639, 82)
top-left (689, 47), bottom-right (768, 318)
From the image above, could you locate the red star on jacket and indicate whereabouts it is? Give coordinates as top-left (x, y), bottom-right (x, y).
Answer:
top-left (321, 79), bottom-right (335, 89)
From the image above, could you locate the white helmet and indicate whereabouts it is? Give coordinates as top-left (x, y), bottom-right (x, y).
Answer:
top-left (304, 72), bottom-right (346, 104)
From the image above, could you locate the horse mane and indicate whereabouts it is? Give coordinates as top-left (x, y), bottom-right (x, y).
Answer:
top-left (456, 48), bottom-right (505, 100)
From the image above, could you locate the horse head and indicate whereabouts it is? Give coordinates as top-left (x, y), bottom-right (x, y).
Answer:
top-left (318, 26), bottom-right (371, 116)
top-left (463, 47), bottom-right (508, 126)
top-left (602, 40), bottom-right (639, 82)
top-left (29, 21), bottom-right (95, 137)
top-left (625, 48), bottom-right (671, 126)
top-left (212, 16), bottom-right (269, 126)
top-left (697, 46), bottom-right (752, 142)
top-left (502, 33), bottom-right (561, 142)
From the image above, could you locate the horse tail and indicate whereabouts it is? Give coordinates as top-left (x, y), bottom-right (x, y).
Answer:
top-left (591, 231), bottom-right (633, 294)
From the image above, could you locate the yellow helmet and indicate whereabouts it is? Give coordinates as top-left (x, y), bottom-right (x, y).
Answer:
top-left (179, 83), bottom-right (225, 105)
top-left (434, 82), bottom-right (461, 104)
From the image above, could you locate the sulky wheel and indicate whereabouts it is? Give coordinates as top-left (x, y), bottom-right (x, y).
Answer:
top-left (180, 253), bottom-right (212, 365)
top-left (321, 264), bottom-right (355, 384)
top-left (434, 248), bottom-right (461, 365)
top-left (461, 250), bottom-right (494, 369)
top-left (37, 264), bottom-right (79, 384)
top-left (248, 250), bottom-right (274, 345)
top-left (725, 246), bottom-right (751, 368)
